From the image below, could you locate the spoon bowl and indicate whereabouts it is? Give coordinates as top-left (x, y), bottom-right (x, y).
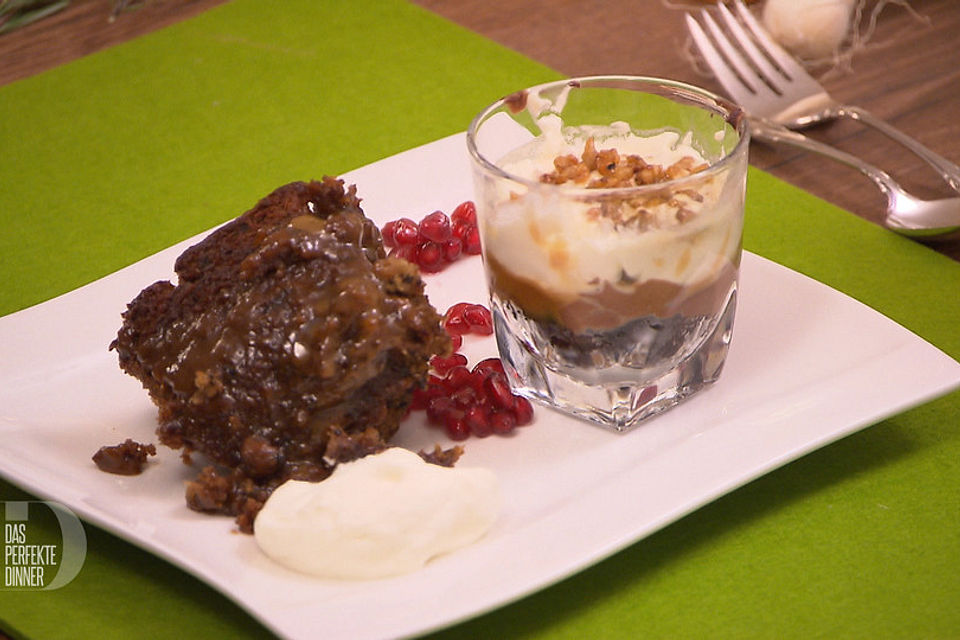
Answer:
top-left (885, 191), bottom-right (960, 238)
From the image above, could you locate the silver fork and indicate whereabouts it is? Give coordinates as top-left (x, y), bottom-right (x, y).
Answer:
top-left (685, 1), bottom-right (960, 193)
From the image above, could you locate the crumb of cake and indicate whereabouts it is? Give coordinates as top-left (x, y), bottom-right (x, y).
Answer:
top-left (418, 444), bottom-right (464, 467)
top-left (92, 439), bottom-right (157, 475)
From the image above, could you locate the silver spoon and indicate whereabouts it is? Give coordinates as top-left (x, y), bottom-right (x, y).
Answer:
top-left (750, 117), bottom-right (960, 237)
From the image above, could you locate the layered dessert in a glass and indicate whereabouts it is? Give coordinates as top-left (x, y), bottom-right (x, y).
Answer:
top-left (467, 77), bottom-right (749, 430)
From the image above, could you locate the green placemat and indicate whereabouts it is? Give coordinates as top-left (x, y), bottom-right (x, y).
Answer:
top-left (1, 1), bottom-right (958, 638)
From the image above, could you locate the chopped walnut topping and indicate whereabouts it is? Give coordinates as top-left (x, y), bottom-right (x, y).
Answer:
top-left (542, 153), bottom-right (590, 185)
top-left (538, 137), bottom-right (708, 189)
top-left (538, 137), bottom-right (710, 228)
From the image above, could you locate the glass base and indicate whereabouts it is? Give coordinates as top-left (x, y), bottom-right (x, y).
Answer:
top-left (494, 290), bottom-right (738, 432)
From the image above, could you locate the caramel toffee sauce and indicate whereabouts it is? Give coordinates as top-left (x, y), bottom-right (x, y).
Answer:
top-left (486, 252), bottom-right (738, 334)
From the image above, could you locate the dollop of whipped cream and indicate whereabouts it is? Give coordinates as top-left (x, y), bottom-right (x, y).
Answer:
top-left (254, 447), bottom-right (500, 580)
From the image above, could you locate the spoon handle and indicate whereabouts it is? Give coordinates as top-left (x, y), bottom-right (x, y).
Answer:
top-left (837, 105), bottom-right (960, 194)
top-left (749, 117), bottom-right (899, 205)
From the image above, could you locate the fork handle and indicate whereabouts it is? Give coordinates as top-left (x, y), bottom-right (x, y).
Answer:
top-left (836, 105), bottom-right (960, 193)
top-left (750, 118), bottom-right (898, 205)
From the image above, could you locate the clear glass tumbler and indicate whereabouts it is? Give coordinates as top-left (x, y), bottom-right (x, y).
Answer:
top-left (466, 76), bottom-right (750, 431)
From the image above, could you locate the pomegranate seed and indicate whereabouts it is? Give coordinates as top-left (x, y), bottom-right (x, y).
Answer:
top-left (444, 302), bottom-right (493, 337)
top-left (484, 372), bottom-right (516, 411)
top-left (465, 405), bottom-right (492, 437)
top-left (445, 301), bottom-right (472, 318)
top-left (424, 383), bottom-right (447, 404)
top-left (410, 388), bottom-right (431, 410)
top-left (463, 304), bottom-right (493, 335)
top-left (445, 365), bottom-right (474, 390)
top-left (449, 333), bottom-right (463, 352)
top-left (389, 243), bottom-right (420, 264)
top-left (463, 225), bottom-right (482, 254)
top-left (513, 396), bottom-right (533, 427)
top-left (451, 201), bottom-right (477, 227)
top-left (381, 220), bottom-right (399, 248)
top-left (444, 415), bottom-right (471, 441)
top-left (452, 222), bottom-right (469, 241)
top-left (467, 369), bottom-right (488, 393)
top-left (417, 241), bottom-right (444, 273)
top-left (443, 303), bottom-right (472, 336)
top-left (472, 357), bottom-right (505, 379)
top-left (442, 237), bottom-right (462, 262)
top-left (430, 353), bottom-right (468, 376)
top-left (393, 218), bottom-right (420, 245)
top-left (490, 410), bottom-right (517, 434)
top-left (426, 396), bottom-right (456, 425)
top-left (512, 396), bottom-right (534, 426)
top-left (450, 384), bottom-right (479, 408)
top-left (419, 211), bottom-right (452, 243)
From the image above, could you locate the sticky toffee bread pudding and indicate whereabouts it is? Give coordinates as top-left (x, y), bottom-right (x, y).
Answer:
top-left (109, 178), bottom-right (452, 531)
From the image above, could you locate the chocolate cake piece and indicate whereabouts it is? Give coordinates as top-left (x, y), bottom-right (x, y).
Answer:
top-left (111, 178), bottom-right (450, 529)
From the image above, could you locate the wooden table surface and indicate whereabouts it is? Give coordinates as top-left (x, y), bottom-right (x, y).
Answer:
top-left (2, 0), bottom-right (958, 263)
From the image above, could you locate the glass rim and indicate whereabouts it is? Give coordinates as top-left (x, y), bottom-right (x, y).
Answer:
top-left (465, 75), bottom-right (751, 196)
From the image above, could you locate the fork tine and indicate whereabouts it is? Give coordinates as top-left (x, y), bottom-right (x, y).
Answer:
top-left (684, 12), bottom-right (758, 101)
top-left (714, 2), bottom-right (786, 91)
top-left (695, 9), bottom-right (762, 95)
top-left (731, 0), bottom-right (809, 81)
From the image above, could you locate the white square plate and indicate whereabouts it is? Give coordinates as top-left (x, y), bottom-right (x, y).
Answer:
top-left (2, 133), bottom-right (959, 640)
